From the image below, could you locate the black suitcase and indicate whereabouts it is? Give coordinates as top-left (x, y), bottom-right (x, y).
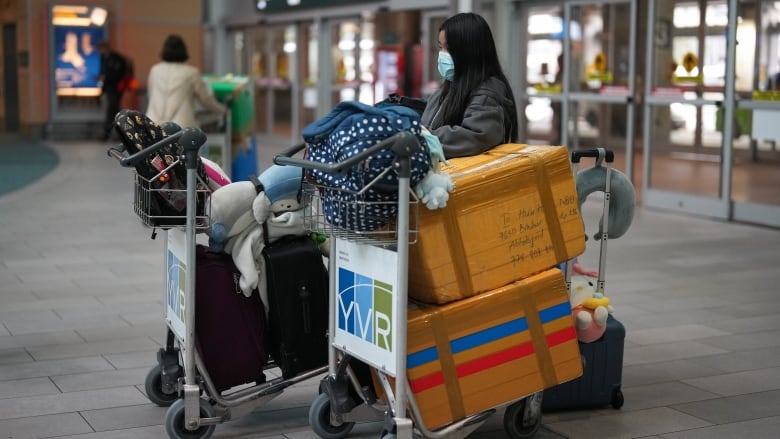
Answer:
top-left (542, 148), bottom-right (631, 411)
top-left (194, 246), bottom-right (269, 394)
top-left (263, 234), bottom-right (329, 379)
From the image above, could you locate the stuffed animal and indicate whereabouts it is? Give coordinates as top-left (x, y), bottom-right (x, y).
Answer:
top-left (206, 181), bottom-right (257, 253)
top-left (414, 170), bottom-right (453, 210)
top-left (414, 128), bottom-right (453, 210)
top-left (569, 276), bottom-right (613, 343)
top-left (205, 165), bottom-right (307, 303)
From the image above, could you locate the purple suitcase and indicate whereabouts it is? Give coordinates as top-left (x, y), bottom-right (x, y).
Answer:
top-left (194, 245), bottom-right (269, 393)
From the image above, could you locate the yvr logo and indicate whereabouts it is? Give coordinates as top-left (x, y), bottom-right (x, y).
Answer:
top-left (166, 250), bottom-right (186, 323)
top-left (337, 267), bottom-right (393, 351)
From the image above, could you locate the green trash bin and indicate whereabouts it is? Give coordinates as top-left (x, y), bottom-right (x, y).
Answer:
top-left (202, 74), bottom-right (257, 181)
top-left (203, 74), bottom-right (255, 137)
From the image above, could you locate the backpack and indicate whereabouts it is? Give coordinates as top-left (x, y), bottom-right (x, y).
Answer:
top-left (114, 109), bottom-right (210, 227)
top-left (301, 100), bottom-right (431, 232)
top-left (376, 93), bottom-right (427, 117)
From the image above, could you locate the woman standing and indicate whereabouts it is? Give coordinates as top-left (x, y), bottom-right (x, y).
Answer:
top-left (145, 34), bottom-right (226, 129)
top-left (421, 13), bottom-right (519, 158)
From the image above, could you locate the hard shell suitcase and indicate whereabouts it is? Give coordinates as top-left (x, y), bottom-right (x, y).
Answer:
top-left (542, 148), bottom-right (630, 411)
top-left (263, 234), bottom-right (329, 379)
top-left (542, 314), bottom-right (625, 409)
top-left (194, 245), bottom-right (269, 393)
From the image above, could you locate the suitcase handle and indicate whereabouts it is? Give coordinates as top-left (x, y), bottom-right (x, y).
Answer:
top-left (572, 148), bottom-right (614, 164)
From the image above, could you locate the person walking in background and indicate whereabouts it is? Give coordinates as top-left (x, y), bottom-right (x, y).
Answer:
top-left (420, 12), bottom-right (518, 159)
top-left (145, 34), bottom-right (226, 129)
top-left (96, 40), bottom-right (129, 141)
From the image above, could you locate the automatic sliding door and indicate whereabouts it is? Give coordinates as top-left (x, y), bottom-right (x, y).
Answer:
top-left (565, 0), bottom-right (638, 182)
top-left (642, 0), bottom-right (735, 218)
top-left (732, 0), bottom-right (780, 227)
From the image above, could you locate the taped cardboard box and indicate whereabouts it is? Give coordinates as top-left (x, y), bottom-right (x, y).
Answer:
top-left (374, 268), bottom-right (582, 430)
top-left (408, 144), bottom-right (585, 304)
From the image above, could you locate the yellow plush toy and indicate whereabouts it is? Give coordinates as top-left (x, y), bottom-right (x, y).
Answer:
top-left (569, 276), bottom-right (613, 343)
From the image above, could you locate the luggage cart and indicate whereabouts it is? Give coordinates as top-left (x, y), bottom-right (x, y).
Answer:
top-left (107, 126), bottom-right (328, 439)
top-left (198, 103), bottom-right (232, 179)
top-left (274, 131), bottom-right (544, 439)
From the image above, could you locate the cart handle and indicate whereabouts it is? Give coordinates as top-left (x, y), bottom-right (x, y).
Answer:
top-left (273, 130), bottom-right (421, 175)
top-left (106, 126), bottom-right (207, 169)
top-left (572, 148), bottom-right (614, 164)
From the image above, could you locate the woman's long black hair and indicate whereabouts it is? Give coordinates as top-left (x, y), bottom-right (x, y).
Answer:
top-left (437, 13), bottom-right (518, 142)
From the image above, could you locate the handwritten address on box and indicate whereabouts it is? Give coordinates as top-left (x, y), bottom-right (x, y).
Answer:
top-left (498, 193), bottom-right (579, 267)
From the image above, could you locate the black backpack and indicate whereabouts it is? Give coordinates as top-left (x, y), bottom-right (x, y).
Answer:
top-left (114, 109), bottom-right (210, 227)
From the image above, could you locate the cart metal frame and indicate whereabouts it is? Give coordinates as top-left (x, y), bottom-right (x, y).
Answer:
top-left (274, 131), bottom-right (543, 439)
top-left (108, 125), bottom-right (327, 439)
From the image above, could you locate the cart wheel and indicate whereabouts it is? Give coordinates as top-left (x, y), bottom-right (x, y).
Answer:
top-left (145, 365), bottom-right (179, 407)
top-left (309, 392), bottom-right (355, 439)
top-left (164, 398), bottom-right (216, 439)
top-left (611, 388), bottom-right (624, 409)
top-left (503, 394), bottom-right (543, 439)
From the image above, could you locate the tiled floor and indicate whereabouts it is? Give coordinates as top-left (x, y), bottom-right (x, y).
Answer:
top-left (1, 139), bottom-right (779, 439)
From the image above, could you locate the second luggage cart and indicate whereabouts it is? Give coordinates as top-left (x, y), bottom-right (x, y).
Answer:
top-left (108, 120), bottom-right (330, 439)
top-left (275, 131), bottom-right (558, 439)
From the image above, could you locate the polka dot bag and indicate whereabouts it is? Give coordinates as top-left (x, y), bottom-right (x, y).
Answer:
top-left (301, 100), bottom-right (431, 231)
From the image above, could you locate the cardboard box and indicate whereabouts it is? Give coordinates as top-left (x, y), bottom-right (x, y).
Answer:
top-left (408, 144), bottom-right (586, 304)
top-left (379, 268), bottom-right (582, 430)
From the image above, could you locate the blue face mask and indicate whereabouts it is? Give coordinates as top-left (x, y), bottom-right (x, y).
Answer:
top-left (438, 51), bottom-right (454, 81)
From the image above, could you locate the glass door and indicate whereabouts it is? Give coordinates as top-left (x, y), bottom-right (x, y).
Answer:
top-left (421, 12), bottom-right (448, 98)
top-left (515, 2), bottom-right (565, 146)
top-left (515, 0), bottom-right (638, 182)
top-left (641, 0), bottom-right (736, 219)
top-left (565, 0), bottom-right (638, 181)
top-left (731, 0), bottom-right (780, 227)
top-left (250, 24), bottom-right (298, 140)
top-left (328, 17), bottom-right (376, 107)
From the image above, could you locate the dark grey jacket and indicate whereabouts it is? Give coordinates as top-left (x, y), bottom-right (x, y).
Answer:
top-left (420, 76), bottom-right (515, 158)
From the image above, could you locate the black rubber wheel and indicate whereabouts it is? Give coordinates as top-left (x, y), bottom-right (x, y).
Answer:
top-left (308, 392), bottom-right (355, 439)
top-left (611, 388), bottom-right (625, 409)
top-left (164, 398), bottom-right (216, 439)
top-left (503, 396), bottom-right (542, 439)
top-left (145, 364), bottom-right (179, 407)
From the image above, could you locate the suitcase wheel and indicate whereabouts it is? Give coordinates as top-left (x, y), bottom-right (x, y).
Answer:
top-left (308, 392), bottom-right (355, 439)
top-left (503, 392), bottom-right (543, 439)
top-left (611, 387), bottom-right (625, 409)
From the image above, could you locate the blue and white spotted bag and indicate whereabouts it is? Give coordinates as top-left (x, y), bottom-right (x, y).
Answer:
top-left (301, 100), bottom-right (431, 231)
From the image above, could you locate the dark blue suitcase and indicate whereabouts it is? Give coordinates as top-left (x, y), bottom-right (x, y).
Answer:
top-left (543, 148), bottom-right (631, 411)
top-left (542, 315), bottom-right (625, 410)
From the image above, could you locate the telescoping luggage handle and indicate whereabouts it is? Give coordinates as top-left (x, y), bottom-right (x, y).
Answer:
top-left (571, 148), bottom-right (614, 164)
top-left (570, 147), bottom-right (613, 296)
top-left (273, 130), bottom-right (422, 178)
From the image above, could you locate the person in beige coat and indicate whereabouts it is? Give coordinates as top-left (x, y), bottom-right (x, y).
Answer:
top-left (145, 34), bottom-right (226, 129)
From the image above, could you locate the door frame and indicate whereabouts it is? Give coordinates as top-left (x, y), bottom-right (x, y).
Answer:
top-left (640, 0), bottom-right (737, 220)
